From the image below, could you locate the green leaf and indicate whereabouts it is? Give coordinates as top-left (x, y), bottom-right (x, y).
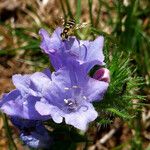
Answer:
top-left (106, 108), bottom-right (134, 119)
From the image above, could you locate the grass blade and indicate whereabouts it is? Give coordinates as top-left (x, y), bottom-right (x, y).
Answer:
top-left (88, 0), bottom-right (94, 27)
top-left (59, 0), bottom-right (67, 21)
top-left (65, 0), bottom-right (73, 18)
top-left (2, 114), bottom-right (17, 150)
top-left (75, 0), bottom-right (81, 23)
top-left (95, 0), bottom-right (101, 27)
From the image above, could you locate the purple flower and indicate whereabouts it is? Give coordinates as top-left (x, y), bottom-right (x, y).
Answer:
top-left (0, 27), bottom-right (110, 131)
top-left (0, 63), bottom-right (108, 130)
top-left (0, 69), bottom-right (51, 120)
top-left (39, 27), bottom-right (104, 72)
top-left (11, 117), bottom-right (53, 149)
top-left (34, 62), bottom-right (109, 130)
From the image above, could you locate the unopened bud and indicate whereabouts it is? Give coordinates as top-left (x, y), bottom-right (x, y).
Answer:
top-left (93, 68), bottom-right (110, 83)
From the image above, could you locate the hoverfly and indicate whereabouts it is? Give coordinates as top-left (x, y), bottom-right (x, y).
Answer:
top-left (60, 18), bottom-right (88, 41)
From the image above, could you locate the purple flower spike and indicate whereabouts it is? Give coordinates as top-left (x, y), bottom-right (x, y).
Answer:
top-left (93, 68), bottom-right (110, 83)
top-left (39, 28), bottom-right (105, 72)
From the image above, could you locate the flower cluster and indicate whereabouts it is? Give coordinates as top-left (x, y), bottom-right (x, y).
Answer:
top-left (0, 27), bottom-right (110, 148)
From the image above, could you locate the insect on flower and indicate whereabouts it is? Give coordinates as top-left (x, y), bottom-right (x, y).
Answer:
top-left (60, 18), bottom-right (88, 41)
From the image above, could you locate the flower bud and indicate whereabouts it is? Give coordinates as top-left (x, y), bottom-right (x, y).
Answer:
top-left (93, 68), bottom-right (110, 83)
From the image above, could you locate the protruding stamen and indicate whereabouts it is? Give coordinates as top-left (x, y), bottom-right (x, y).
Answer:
top-left (83, 96), bottom-right (87, 100)
top-left (23, 101), bottom-right (27, 105)
top-left (64, 87), bottom-right (70, 90)
top-left (77, 105), bottom-right (88, 112)
top-left (81, 105), bottom-right (88, 111)
top-left (64, 99), bottom-right (68, 104)
top-left (64, 98), bottom-right (75, 107)
top-left (68, 102), bottom-right (74, 106)
top-left (72, 85), bottom-right (79, 89)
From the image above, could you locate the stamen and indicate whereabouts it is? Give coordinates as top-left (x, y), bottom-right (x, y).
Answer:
top-left (64, 99), bottom-right (68, 104)
top-left (81, 105), bottom-right (88, 111)
top-left (68, 102), bottom-right (74, 106)
top-left (77, 105), bottom-right (88, 112)
top-left (83, 96), bottom-right (87, 100)
top-left (64, 87), bottom-right (70, 90)
top-left (23, 101), bottom-right (27, 105)
top-left (72, 85), bottom-right (79, 89)
top-left (64, 98), bottom-right (75, 107)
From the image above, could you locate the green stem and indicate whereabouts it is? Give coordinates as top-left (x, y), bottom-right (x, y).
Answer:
top-left (132, 0), bottom-right (139, 16)
top-left (130, 111), bottom-right (142, 150)
top-left (60, 0), bottom-right (67, 22)
top-left (2, 114), bottom-right (17, 150)
top-left (65, 0), bottom-right (73, 19)
top-left (95, 0), bottom-right (101, 27)
top-left (75, 0), bottom-right (81, 23)
top-left (88, 0), bottom-right (94, 27)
